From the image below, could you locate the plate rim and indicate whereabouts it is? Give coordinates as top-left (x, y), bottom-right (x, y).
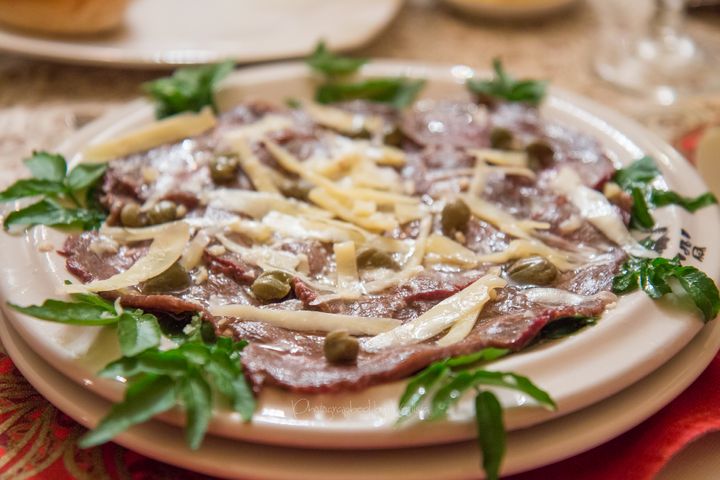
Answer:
top-left (2, 303), bottom-right (719, 479)
top-left (0, 0), bottom-right (403, 69)
top-left (1, 59), bottom-right (719, 450)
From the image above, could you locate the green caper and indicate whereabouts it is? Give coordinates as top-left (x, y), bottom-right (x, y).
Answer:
top-left (526, 141), bottom-right (554, 170)
top-left (441, 198), bottom-right (471, 235)
top-left (147, 200), bottom-right (178, 225)
top-left (383, 126), bottom-right (405, 147)
top-left (507, 256), bottom-right (558, 285)
top-left (120, 202), bottom-right (146, 228)
top-left (356, 248), bottom-right (399, 270)
top-left (324, 330), bottom-right (359, 364)
top-left (209, 155), bottom-right (239, 184)
top-left (141, 262), bottom-right (191, 293)
top-left (280, 181), bottom-right (313, 201)
top-left (490, 127), bottom-right (514, 150)
top-left (251, 270), bottom-right (292, 301)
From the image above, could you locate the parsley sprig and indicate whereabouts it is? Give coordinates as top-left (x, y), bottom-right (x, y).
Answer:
top-left (613, 256), bottom-right (720, 322)
top-left (613, 156), bottom-right (718, 229)
top-left (467, 58), bottom-right (547, 106)
top-left (306, 41), bottom-right (368, 77)
top-left (9, 293), bottom-right (161, 357)
top-left (398, 348), bottom-right (556, 480)
top-left (144, 61), bottom-right (235, 119)
top-left (0, 152), bottom-right (107, 231)
top-left (8, 296), bottom-right (255, 449)
top-left (305, 41), bottom-right (425, 109)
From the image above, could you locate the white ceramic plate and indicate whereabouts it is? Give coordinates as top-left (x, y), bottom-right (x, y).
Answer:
top-left (1, 61), bottom-right (719, 450)
top-left (0, 0), bottom-right (401, 68)
top-left (3, 302), bottom-right (720, 479)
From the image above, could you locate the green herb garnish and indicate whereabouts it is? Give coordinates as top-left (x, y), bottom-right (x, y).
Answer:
top-left (397, 348), bottom-right (555, 480)
top-left (467, 58), bottom-right (547, 106)
top-left (86, 335), bottom-right (254, 449)
top-left (144, 61), bottom-right (235, 119)
top-left (0, 151), bottom-right (106, 231)
top-left (613, 156), bottom-right (717, 229)
top-left (306, 40), bottom-right (367, 76)
top-left (9, 293), bottom-right (161, 357)
top-left (8, 295), bottom-right (255, 449)
top-left (536, 316), bottom-right (597, 342)
top-left (612, 256), bottom-right (720, 322)
top-left (306, 41), bottom-right (425, 109)
top-left (315, 77), bottom-right (426, 108)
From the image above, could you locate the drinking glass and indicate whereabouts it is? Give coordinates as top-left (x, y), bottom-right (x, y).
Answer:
top-left (593, 0), bottom-right (720, 105)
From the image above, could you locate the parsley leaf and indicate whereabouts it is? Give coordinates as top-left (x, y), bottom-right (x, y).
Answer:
top-left (306, 42), bottom-right (425, 109)
top-left (14, 292), bottom-right (257, 449)
top-left (397, 349), bottom-right (554, 480)
top-left (78, 374), bottom-right (177, 448)
top-left (306, 41), bottom-right (367, 76)
top-left (8, 293), bottom-right (162, 356)
top-left (467, 58), bottom-right (547, 106)
top-left (612, 156), bottom-right (717, 228)
top-left (143, 61), bottom-right (235, 119)
top-left (0, 151), bottom-right (107, 231)
top-left (91, 334), bottom-right (255, 448)
top-left (475, 391), bottom-right (505, 480)
top-left (4, 199), bottom-right (105, 230)
top-left (536, 316), bottom-right (596, 342)
top-left (613, 156), bottom-right (659, 191)
top-left (24, 151), bottom-right (67, 182)
top-left (650, 190), bottom-right (717, 213)
top-left (612, 256), bottom-right (720, 321)
top-left (315, 77), bottom-right (426, 109)
top-left (629, 186), bottom-right (655, 230)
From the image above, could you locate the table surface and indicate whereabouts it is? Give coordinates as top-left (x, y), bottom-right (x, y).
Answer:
top-left (1, 0), bottom-right (720, 478)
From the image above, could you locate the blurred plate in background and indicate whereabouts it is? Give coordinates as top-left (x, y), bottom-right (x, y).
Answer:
top-left (443, 0), bottom-right (580, 20)
top-left (0, 0), bottom-right (402, 69)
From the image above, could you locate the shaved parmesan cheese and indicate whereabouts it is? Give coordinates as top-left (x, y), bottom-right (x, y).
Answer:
top-left (351, 200), bottom-right (377, 217)
top-left (367, 236), bottom-right (410, 254)
top-left (436, 310), bottom-right (477, 346)
top-left (550, 168), bottom-right (652, 257)
top-left (469, 149), bottom-right (529, 168)
top-left (210, 304), bottom-right (399, 335)
top-left (351, 162), bottom-right (401, 191)
top-left (366, 145), bottom-right (406, 167)
top-left (205, 189), bottom-right (330, 219)
top-left (216, 234), bottom-right (301, 271)
top-left (461, 194), bottom-right (550, 240)
top-left (313, 151), bottom-right (362, 178)
top-left (404, 216), bottom-right (432, 270)
top-left (309, 188), bottom-right (398, 232)
top-left (181, 230), bottom-right (211, 270)
top-left (495, 165), bottom-right (536, 179)
top-left (264, 139), bottom-right (418, 206)
top-left (64, 221), bottom-right (191, 293)
top-left (83, 108), bottom-right (216, 162)
top-left (261, 211), bottom-right (366, 243)
top-left (227, 135), bottom-right (279, 193)
top-left (524, 288), bottom-right (617, 306)
top-left (425, 234), bottom-right (478, 267)
top-left (304, 103), bottom-right (384, 136)
top-left (365, 274), bottom-right (506, 351)
top-left (334, 241), bottom-right (359, 289)
top-left (394, 203), bottom-right (427, 224)
top-left (226, 218), bottom-right (272, 243)
top-left (223, 114), bottom-right (293, 142)
top-left (476, 239), bottom-right (579, 271)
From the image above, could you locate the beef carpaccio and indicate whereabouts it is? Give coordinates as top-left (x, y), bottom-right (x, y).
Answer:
top-left (62, 98), bottom-right (633, 394)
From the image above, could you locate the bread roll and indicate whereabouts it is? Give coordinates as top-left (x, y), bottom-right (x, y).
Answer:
top-left (0, 0), bottom-right (130, 35)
